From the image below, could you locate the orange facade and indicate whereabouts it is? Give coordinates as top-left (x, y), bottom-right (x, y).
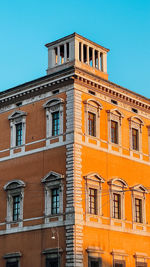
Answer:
top-left (0, 33), bottom-right (150, 267)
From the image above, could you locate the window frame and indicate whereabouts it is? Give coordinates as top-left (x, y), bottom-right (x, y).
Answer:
top-left (107, 109), bottom-right (124, 146)
top-left (4, 252), bottom-right (21, 267)
top-left (4, 180), bottom-right (25, 229)
top-left (8, 110), bottom-right (27, 149)
top-left (129, 116), bottom-right (144, 152)
top-left (113, 259), bottom-right (126, 267)
top-left (41, 171), bottom-right (64, 223)
top-left (84, 99), bottom-right (103, 139)
top-left (43, 98), bottom-right (64, 142)
top-left (84, 173), bottom-right (105, 217)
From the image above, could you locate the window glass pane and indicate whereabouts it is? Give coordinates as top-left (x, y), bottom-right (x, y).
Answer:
top-left (46, 257), bottom-right (58, 267)
top-left (113, 193), bottom-right (121, 219)
top-left (111, 120), bottom-right (118, 144)
top-left (89, 188), bottom-right (97, 214)
top-left (13, 195), bottom-right (20, 221)
top-left (135, 198), bottom-right (142, 223)
top-left (16, 123), bottom-right (23, 146)
top-left (132, 128), bottom-right (139, 150)
top-left (51, 188), bottom-right (59, 214)
top-left (52, 112), bottom-right (59, 136)
top-left (88, 112), bottom-right (96, 137)
top-left (6, 262), bottom-right (18, 267)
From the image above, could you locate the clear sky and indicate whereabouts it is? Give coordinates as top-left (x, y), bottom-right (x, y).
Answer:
top-left (0, 0), bottom-right (150, 98)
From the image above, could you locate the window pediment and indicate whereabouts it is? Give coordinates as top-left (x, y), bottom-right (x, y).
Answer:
top-left (84, 173), bottom-right (105, 183)
top-left (8, 110), bottom-right (27, 120)
top-left (41, 171), bottom-right (64, 184)
top-left (4, 180), bottom-right (25, 191)
top-left (130, 184), bottom-right (148, 193)
top-left (108, 178), bottom-right (128, 188)
top-left (107, 108), bottom-right (124, 118)
top-left (43, 98), bottom-right (64, 109)
top-left (84, 99), bottom-right (103, 110)
top-left (129, 116), bottom-right (144, 126)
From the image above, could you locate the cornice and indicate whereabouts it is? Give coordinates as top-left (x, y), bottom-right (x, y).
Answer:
top-left (73, 68), bottom-right (150, 113)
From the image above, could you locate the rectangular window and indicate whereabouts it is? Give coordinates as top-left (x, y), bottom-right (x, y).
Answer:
top-left (6, 261), bottom-right (18, 267)
top-left (113, 193), bottom-right (121, 219)
top-left (52, 112), bottom-right (59, 136)
top-left (136, 263), bottom-right (147, 267)
top-left (88, 112), bottom-right (96, 137)
top-left (89, 188), bottom-right (97, 215)
top-left (16, 123), bottom-right (22, 146)
top-left (114, 260), bottom-right (125, 267)
top-left (46, 258), bottom-right (58, 267)
top-left (51, 188), bottom-right (59, 215)
top-left (89, 257), bottom-right (102, 267)
top-left (132, 128), bottom-right (139, 150)
top-left (135, 198), bottom-right (142, 223)
top-left (111, 120), bottom-right (118, 144)
top-left (13, 195), bottom-right (20, 221)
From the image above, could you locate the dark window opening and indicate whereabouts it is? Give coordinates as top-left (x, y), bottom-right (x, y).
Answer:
top-left (60, 45), bottom-right (64, 64)
top-left (52, 111), bottom-right (59, 136)
top-left (132, 128), bottom-right (139, 150)
top-left (135, 198), bottom-right (142, 223)
top-left (16, 123), bottom-right (22, 146)
top-left (54, 47), bottom-right (57, 64)
top-left (46, 257), bottom-right (58, 267)
top-left (52, 90), bottom-right (59, 95)
top-left (95, 50), bottom-right (98, 68)
top-left (13, 195), bottom-right (20, 221)
top-left (89, 188), bottom-right (97, 215)
top-left (89, 47), bottom-right (93, 67)
top-left (88, 112), bottom-right (96, 137)
top-left (100, 53), bottom-right (103, 71)
top-left (6, 261), bottom-right (19, 267)
top-left (79, 42), bottom-right (81, 61)
top-left (51, 188), bottom-right (59, 215)
top-left (132, 108), bottom-right (138, 113)
top-left (113, 193), bottom-right (121, 219)
top-left (136, 262), bottom-right (147, 267)
top-left (111, 120), bottom-right (118, 144)
top-left (83, 44), bottom-right (87, 63)
top-left (88, 90), bottom-right (95, 96)
top-left (89, 257), bottom-right (102, 267)
top-left (16, 102), bottom-right (22, 107)
top-left (111, 99), bottom-right (118, 105)
top-left (114, 260), bottom-right (125, 267)
top-left (67, 42), bottom-right (69, 59)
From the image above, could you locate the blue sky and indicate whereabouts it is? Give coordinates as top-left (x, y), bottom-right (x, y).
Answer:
top-left (0, 0), bottom-right (150, 98)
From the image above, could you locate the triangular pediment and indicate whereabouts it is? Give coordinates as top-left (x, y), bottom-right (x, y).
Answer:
top-left (41, 171), bottom-right (64, 183)
top-left (131, 184), bottom-right (148, 193)
top-left (8, 110), bottom-right (27, 120)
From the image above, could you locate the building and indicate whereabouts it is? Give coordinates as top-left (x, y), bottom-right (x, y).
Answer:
top-left (0, 33), bottom-right (150, 267)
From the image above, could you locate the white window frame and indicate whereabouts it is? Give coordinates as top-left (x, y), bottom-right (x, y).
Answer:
top-left (43, 98), bottom-right (64, 140)
top-left (41, 171), bottom-right (64, 223)
top-left (84, 173), bottom-right (105, 218)
top-left (128, 116), bottom-right (144, 152)
top-left (8, 110), bottom-right (27, 149)
top-left (108, 178), bottom-right (128, 221)
top-left (107, 109), bottom-right (124, 146)
top-left (4, 180), bottom-right (25, 229)
top-left (84, 99), bottom-right (103, 139)
top-left (131, 184), bottom-right (148, 225)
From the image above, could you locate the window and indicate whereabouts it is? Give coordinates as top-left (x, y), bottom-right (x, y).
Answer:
top-left (89, 188), bottom-right (97, 215)
top-left (89, 257), bottom-right (102, 267)
top-left (6, 261), bottom-right (19, 267)
top-left (46, 258), bottom-right (58, 267)
top-left (16, 123), bottom-right (23, 146)
top-left (43, 98), bottom-right (64, 142)
top-left (84, 173), bottom-right (105, 217)
top-left (13, 195), bottom-right (20, 221)
top-left (52, 112), bottom-right (59, 136)
top-left (129, 116), bottom-right (144, 152)
top-left (4, 180), bottom-right (25, 229)
top-left (135, 198), bottom-right (142, 223)
top-left (131, 184), bottom-right (148, 225)
top-left (88, 112), bottom-right (96, 137)
top-left (136, 262), bottom-right (147, 267)
top-left (113, 193), bottom-right (121, 219)
top-left (42, 171), bottom-right (64, 224)
top-left (4, 252), bottom-right (21, 267)
top-left (84, 99), bottom-right (103, 138)
top-left (108, 178), bottom-right (128, 221)
top-left (43, 248), bottom-right (62, 267)
top-left (111, 120), bottom-right (118, 144)
top-left (132, 128), bottom-right (139, 150)
top-left (51, 188), bottom-right (59, 215)
top-left (113, 260), bottom-right (125, 267)
top-left (107, 109), bottom-right (124, 146)
top-left (8, 110), bottom-right (27, 149)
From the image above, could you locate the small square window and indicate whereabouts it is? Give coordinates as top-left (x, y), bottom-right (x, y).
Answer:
top-left (114, 260), bottom-right (125, 267)
top-left (46, 257), bottom-right (58, 267)
top-left (16, 123), bottom-right (23, 146)
top-left (89, 188), bottom-right (97, 215)
top-left (135, 198), bottom-right (143, 223)
top-left (111, 120), bottom-right (118, 144)
top-left (89, 257), bottom-right (102, 267)
top-left (6, 261), bottom-right (19, 267)
top-left (52, 112), bottom-right (59, 136)
top-left (51, 188), bottom-right (59, 215)
top-left (132, 128), bottom-right (139, 151)
top-left (113, 193), bottom-right (121, 219)
top-left (88, 112), bottom-right (96, 137)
